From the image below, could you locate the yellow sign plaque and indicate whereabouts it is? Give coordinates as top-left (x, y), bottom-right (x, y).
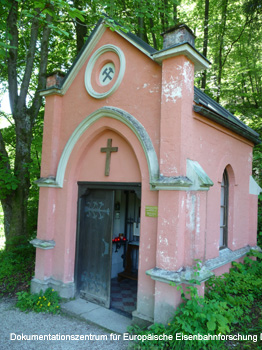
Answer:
top-left (145, 206), bottom-right (158, 218)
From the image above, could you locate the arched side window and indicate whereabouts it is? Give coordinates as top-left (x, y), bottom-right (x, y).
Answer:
top-left (220, 170), bottom-right (229, 249)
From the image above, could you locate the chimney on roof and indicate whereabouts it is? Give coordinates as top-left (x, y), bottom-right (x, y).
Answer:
top-left (46, 71), bottom-right (65, 88)
top-left (162, 24), bottom-right (196, 50)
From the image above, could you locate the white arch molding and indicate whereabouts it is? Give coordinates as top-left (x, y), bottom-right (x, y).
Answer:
top-left (53, 107), bottom-right (159, 188)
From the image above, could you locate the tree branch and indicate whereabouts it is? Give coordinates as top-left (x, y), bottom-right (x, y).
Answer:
top-left (0, 129), bottom-right (10, 165)
top-left (18, 10), bottom-right (40, 108)
top-left (7, 0), bottom-right (18, 115)
top-left (0, 129), bottom-right (12, 203)
top-left (29, 13), bottom-right (52, 123)
top-left (221, 16), bottom-right (253, 69)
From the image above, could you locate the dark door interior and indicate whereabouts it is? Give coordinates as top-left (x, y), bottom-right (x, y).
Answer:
top-left (75, 189), bottom-right (114, 308)
top-left (75, 183), bottom-right (141, 312)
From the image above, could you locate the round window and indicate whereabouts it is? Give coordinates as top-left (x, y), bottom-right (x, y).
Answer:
top-left (85, 45), bottom-right (126, 99)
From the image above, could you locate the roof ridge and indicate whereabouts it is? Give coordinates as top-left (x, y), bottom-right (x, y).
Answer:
top-left (194, 86), bottom-right (260, 144)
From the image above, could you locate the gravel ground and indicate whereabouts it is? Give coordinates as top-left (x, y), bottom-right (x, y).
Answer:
top-left (0, 299), bottom-right (131, 350)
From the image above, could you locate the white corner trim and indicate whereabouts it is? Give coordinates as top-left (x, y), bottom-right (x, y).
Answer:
top-left (40, 24), bottom-right (107, 97)
top-left (146, 266), bottom-right (214, 285)
top-left (85, 44), bottom-right (126, 99)
top-left (205, 246), bottom-right (261, 271)
top-left (186, 159), bottom-right (214, 191)
top-left (150, 176), bottom-right (192, 191)
top-left (115, 31), bottom-right (155, 61)
top-left (55, 107), bottom-right (159, 188)
top-left (40, 88), bottom-right (64, 97)
top-left (35, 177), bottom-right (60, 188)
top-left (249, 176), bottom-right (262, 195)
top-left (31, 277), bottom-right (75, 299)
top-left (30, 238), bottom-right (56, 250)
top-left (152, 43), bottom-right (210, 72)
top-left (146, 246), bottom-right (261, 285)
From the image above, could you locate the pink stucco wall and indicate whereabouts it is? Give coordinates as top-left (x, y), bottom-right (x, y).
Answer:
top-left (34, 25), bottom-right (259, 324)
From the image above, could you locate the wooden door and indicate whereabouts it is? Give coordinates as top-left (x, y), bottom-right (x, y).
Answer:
top-left (75, 189), bottom-right (114, 308)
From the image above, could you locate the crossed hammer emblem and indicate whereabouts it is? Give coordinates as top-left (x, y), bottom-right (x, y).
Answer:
top-left (102, 67), bottom-right (114, 83)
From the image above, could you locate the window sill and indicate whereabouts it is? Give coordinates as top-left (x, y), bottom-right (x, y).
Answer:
top-left (146, 245), bottom-right (261, 285)
top-left (205, 245), bottom-right (261, 271)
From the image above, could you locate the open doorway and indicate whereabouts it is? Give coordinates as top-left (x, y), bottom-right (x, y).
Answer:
top-left (111, 188), bottom-right (140, 316)
top-left (75, 183), bottom-right (140, 316)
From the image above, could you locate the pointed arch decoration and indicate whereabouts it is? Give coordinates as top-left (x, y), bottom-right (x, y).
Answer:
top-left (50, 107), bottom-right (159, 188)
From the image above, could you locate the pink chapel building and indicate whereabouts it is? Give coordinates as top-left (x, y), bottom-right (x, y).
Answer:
top-left (31, 18), bottom-right (261, 325)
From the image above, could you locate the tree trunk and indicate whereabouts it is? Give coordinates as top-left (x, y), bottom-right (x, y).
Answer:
top-left (2, 110), bottom-right (32, 249)
top-left (137, 16), bottom-right (148, 43)
top-left (216, 0), bottom-right (228, 103)
top-left (201, 0), bottom-right (209, 91)
top-left (1, 3), bottom-right (52, 249)
top-left (73, 0), bottom-right (87, 53)
top-left (173, 3), bottom-right (178, 24)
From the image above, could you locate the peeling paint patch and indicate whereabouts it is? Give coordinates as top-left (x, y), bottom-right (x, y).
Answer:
top-left (137, 83), bottom-right (160, 93)
top-left (162, 75), bottom-right (182, 103)
top-left (159, 236), bottom-right (169, 246)
top-left (186, 193), bottom-right (196, 232)
top-left (162, 218), bottom-right (170, 226)
top-left (159, 251), bottom-right (177, 266)
top-left (196, 196), bottom-right (200, 235)
top-left (163, 238), bottom-right (168, 246)
top-left (149, 85), bottom-right (160, 93)
top-left (162, 62), bottom-right (193, 102)
top-left (160, 153), bottom-right (178, 175)
top-left (179, 61), bottom-right (194, 92)
top-left (53, 204), bottom-right (56, 214)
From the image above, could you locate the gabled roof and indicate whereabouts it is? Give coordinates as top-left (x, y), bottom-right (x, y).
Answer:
top-left (40, 17), bottom-right (158, 97)
top-left (65, 17), bottom-right (158, 79)
top-left (40, 16), bottom-right (208, 96)
top-left (41, 16), bottom-right (260, 145)
top-left (194, 87), bottom-right (260, 144)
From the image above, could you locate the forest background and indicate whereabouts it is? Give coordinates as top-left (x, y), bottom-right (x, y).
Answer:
top-left (0, 0), bottom-right (261, 249)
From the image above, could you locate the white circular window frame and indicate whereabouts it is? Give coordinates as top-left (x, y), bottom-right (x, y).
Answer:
top-left (85, 44), bottom-right (126, 99)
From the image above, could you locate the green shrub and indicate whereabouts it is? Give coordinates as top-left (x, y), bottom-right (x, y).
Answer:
top-left (16, 287), bottom-right (61, 314)
top-left (0, 240), bottom-right (35, 297)
top-left (257, 195), bottom-right (262, 248)
top-left (129, 283), bottom-right (229, 350)
top-left (130, 250), bottom-right (262, 350)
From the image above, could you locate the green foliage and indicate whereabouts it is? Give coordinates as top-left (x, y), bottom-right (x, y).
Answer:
top-left (173, 286), bottom-right (234, 335)
top-left (0, 239), bottom-right (35, 297)
top-left (0, 156), bottom-right (19, 197)
top-left (130, 251), bottom-right (262, 350)
top-left (206, 251), bottom-right (262, 321)
top-left (27, 112), bottom-right (44, 237)
top-left (16, 287), bottom-right (61, 314)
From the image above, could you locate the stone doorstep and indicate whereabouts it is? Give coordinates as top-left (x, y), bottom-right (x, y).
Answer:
top-left (61, 298), bottom-right (133, 334)
top-left (31, 278), bottom-right (150, 331)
